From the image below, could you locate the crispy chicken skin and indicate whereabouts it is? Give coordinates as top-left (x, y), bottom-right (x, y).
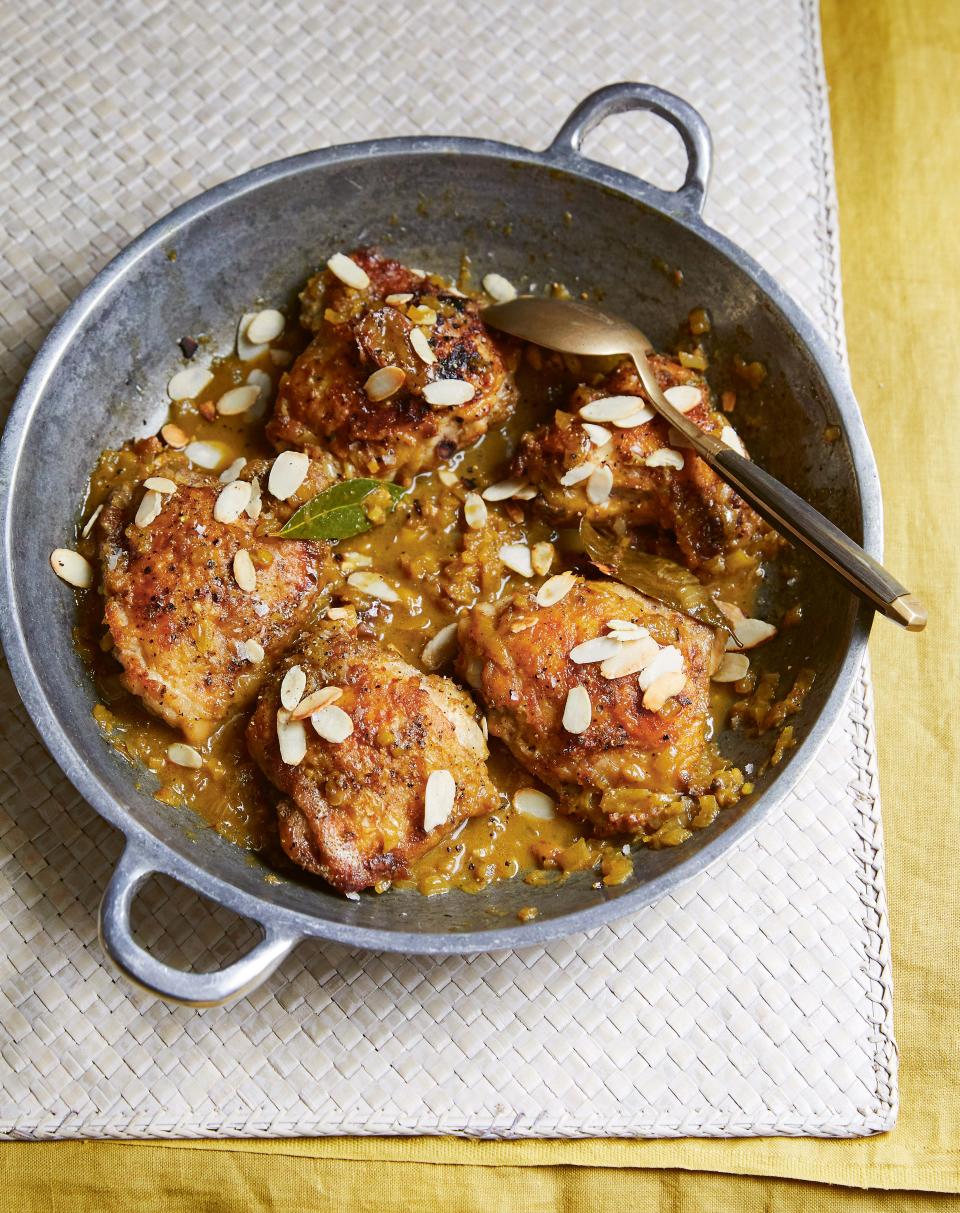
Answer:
top-left (512, 357), bottom-right (770, 569)
top-left (246, 623), bottom-right (498, 893)
top-left (457, 577), bottom-right (726, 835)
top-left (268, 248), bottom-right (519, 482)
top-left (97, 440), bottom-right (338, 744)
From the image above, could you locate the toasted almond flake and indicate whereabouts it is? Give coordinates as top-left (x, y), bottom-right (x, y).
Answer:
top-left (340, 552), bottom-right (373, 575)
top-left (213, 479), bottom-right (252, 524)
top-left (586, 464), bottom-right (614, 505)
top-left (562, 685), bottom-right (592, 735)
top-left (499, 543), bottom-right (534, 577)
top-left (482, 272), bottom-right (517, 302)
top-left (717, 599), bottom-right (746, 625)
top-left (712, 652), bottom-right (750, 682)
top-left (270, 348), bottom-right (293, 367)
top-left (720, 425), bottom-right (747, 456)
top-left (642, 669), bottom-right (687, 712)
top-left (423, 769), bottom-right (457, 832)
top-left (326, 605), bottom-right (357, 621)
top-left (217, 385), bottom-right (261, 416)
top-left (437, 467), bottom-right (459, 487)
top-left (423, 379), bottom-right (476, 407)
top-left (167, 366), bottom-right (213, 401)
top-left (237, 313), bottom-right (269, 361)
top-left (582, 423), bottom-right (613, 446)
top-left (290, 686), bottom-right (343, 719)
top-left (268, 450), bottom-right (310, 500)
top-left (637, 644), bottom-right (684, 691)
top-left (246, 309), bottom-right (285, 344)
top-left (167, 742), bottom-right (202, 769)
top-left (481, 477), bottom-right (527, 501)
top-left (183, 440), bottom-right (232, 470)
top-left (344, 891), bottom-right (361, 901)
top-left (510, 617), bottom-right (537, 633)
top-left (246, 367), bottom-right (272, 399)
top-left (612, 405), bottom-right (656, 429)
top-left (513, 788), bottom-right (556, 820)
top-left (311, 704), bottom-right (354, 743)
top-left (277, 709), bottom-right (307, 765)
top-left (421, 622), bottom-right (459, 670)
top-left (50, 548), bottom-right (93, 588)
top-left (480, 716), bottom-right (489, 740)
top-left (600, 634), bottom-right (660, 679)
top-left (463, 492), bottom-right (488, 530)
top-left (727, 617), bottom-right (777, 650)
top-left (579, 395), bottom-right (648, 423)
top-left (536, 570), bottom-right (576, 607)
top-left (560, 462), bottom-right (596, 487)
top-left (664, 384), bottom-right (702, 413)
top-left (569, 635), bottom-right (623, 664)
top-left (245, 475), bottom-right (262, 520)
top-left (410, 327), bottom-right (436, 364)
top-left (606, 618), bottom-right (646, 633)
top-left (407, 304), bottom-right (437, 326)
top-left (218, 457), bottom-right (247, 484)
top-left (80, 503), bottom-right (104, 538)
top-left (143, 476), bottom-right (177, 495)
top-left (644, 448), bottom-right (685, 470)
top-left (327, 252), bottom-right (370, 289)
top-left (243, 638), bottom-right (265, 663)
top-left (161, 422), bottom-right (189, 448)
top-left (280, 664), bottom-right (306, 711)
top-left (347, 570), bottom-right (400, 602)
top-left (531, 542), bottom-right (555, 576)
top-left (364, 365), bottom-right (406, 401)
top-left (385, 292), bottom-right (414, 306)
top-left (233, 549), bottom-right (257, 593)
top-left (512, 484), bottom-right (538, 501)
top-left (135, 489), bottom-right (164, 528)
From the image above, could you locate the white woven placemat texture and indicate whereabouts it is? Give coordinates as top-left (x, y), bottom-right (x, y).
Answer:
top-left (0, 0), bottom-right (897, 1140)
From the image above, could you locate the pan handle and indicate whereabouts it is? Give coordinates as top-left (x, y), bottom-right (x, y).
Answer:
top-left (99, 841), bottom-right (300, 1007)
top-left (546, 82), bottom-right (712, 218)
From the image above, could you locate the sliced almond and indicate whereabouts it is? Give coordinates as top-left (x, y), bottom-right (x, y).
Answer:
top-left (727, 617), bottom-right (777, 650)
top-left (245, 309), bottom-right (285, 344)
top-left (586, 464), bottom-right (614, 505)
top-left (347, 571), bottom-right (400, 602)
top-left (410, 327), bottom-right (436, 364)
top-left (423, 379), bottom-right (476, 408)
top-left (482, 272), bottom-right (517, 302)
top-left (582, 423), bottom-right (612, 447)
top-left (245, 476), bottom-right (262, 520)
top-left (712, 652), bottom-right (750, 683)
top-left (233, 549), bottom-right (257, 593)
top-left (437, 467), bottom-right (459, 487)
top-left (637, 644), bottom-right (684, 691)
top-left (463, 492), bottom-right (488, 530)
top-left (290, 686), bottom-right (343, 719)
top-left (512, 484), bottom-right (538, 501)
top-left (499, 544), bottom-right (534, 577)
top-left (560, 462), bottom-right (596, 487)
top-left (246, 367), bottom-right (273, 402)
top-left (218, 457), bottom-right (247, 484)
top-left (183, 439), bottom-right (232, 470)
top-left (421, 622), bottom-right (459, 671)
top-left (311, 704), bottom-right (354, 743)
top-left (481, 478), bottom-right (527, 501)
top-left (642, 669), bottom-right (687, 712)
top-left (535, 570), bottom-right (575, 607)
top-left (135, 489), bottom-right (164, 528)
top-left (562, 685), bottom-right (592, 735)
top-left (167, 366), bottom-right (212, 401)
top-left (326, 605), bottom-right (357, 622)
top-left (216, 385), bottom-right (261, 416)
top-left (277, 709), bottom-right (307, 766)
top-left (664, 384), bottom-right (702, 413)
top-left (327, 252), bottom-right (370, 289)
top-left (530, 541), bottom-right (555, 576)
top-left (423, 769), bottom-right (457, 832)
top-left (339, 551), bottom-right (372, 574)
top-left (364, 365), bottom-right (406, 402)
top-left (407, 304), bottom-right (437, 326)
top-left (280, 664), bottom-right (307, 711)
top-left (237, 313), bottom-right (269, 361)
top-left (167, 742), bottom-right (202, 769)
top-left (720, 425), bottom-right (747, 456)
top-left (644, 449), bottom-right (685, 470)
top-left (213, 479), bottom-right (252, 524)
top-left (268, 451), bottom-right (310, 500)
top-left (717, 599), bottom-right (746, 626)
top-left (80, 503), bottom-right (104, 538)
top-left (50, 548), bottom-right (93, 588)
top-left (579, 395), bottom-right (648, 423)
top-left (243, 638), bottom-right (265, 663)
top-left (569, 635), bottom-right (623, 664)
top-left (513, 788), bottom-right (556, 820)
top-left (143, 476), bottom-right (177, 495)
top-left (600, 635), bottom-right (660, 679)
top-left (385, 292), bottom-right (413, 306)
top-left (161, 422), bottom-right (189, 449)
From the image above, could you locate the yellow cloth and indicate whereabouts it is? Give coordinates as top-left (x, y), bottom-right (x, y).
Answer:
top-left (3, 0), bottom-right (958, 1205)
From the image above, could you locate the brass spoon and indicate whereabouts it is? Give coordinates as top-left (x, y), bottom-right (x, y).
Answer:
top-left (484, 296), bottom-right (925, 631)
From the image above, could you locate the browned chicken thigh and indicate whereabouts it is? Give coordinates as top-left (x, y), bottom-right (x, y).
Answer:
top-left (246, 622), bottom-right (498, 893)
top-left (458, 576), bottom-right (728, 835)
top-left (268, 248), bottom-right (519, 482)
top-left (512, 357), bottom-right (772, 570)
top-left (97, 440), bottom-right (338, 744)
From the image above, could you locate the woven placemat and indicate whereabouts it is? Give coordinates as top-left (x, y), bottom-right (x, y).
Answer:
top-left (0, 0), bottom-right (897, 1140)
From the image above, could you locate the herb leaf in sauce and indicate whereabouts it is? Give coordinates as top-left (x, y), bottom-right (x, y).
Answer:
top-left (278, 478), bottom-right (405, 541)
top-left (579, 519), bottom-right (733, 635)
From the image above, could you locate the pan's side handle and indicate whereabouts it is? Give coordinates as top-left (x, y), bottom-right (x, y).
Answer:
top-left (99, 842), bottom-right (300, 1007)
top-left (546, 83), bottom-right (712, 218)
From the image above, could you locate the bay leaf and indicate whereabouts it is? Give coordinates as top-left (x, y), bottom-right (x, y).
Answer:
top-left (278, 478), bottom-right (405, 541)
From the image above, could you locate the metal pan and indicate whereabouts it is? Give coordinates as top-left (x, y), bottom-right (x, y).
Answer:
top-left (0, 83), bottom-right (880, 1005)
